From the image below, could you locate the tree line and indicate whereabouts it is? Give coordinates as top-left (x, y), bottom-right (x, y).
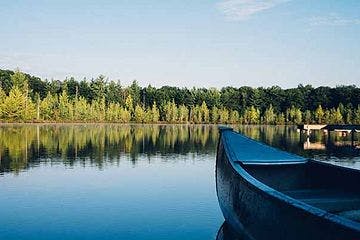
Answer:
top-left (0, 69), bottom-right (360, 124)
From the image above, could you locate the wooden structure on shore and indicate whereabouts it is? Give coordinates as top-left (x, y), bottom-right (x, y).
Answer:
top-left (298, 124), bottom-right (360, 144)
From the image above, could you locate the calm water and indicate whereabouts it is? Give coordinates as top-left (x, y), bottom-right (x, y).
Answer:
top-left (0, 124), bottom-right (359, 240)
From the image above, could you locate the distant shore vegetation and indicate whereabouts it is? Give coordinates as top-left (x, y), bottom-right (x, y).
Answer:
top-left (0, 69), bottom-right (359, 124)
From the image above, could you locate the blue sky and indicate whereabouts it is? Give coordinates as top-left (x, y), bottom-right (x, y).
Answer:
top-left (0, 0), bottom-right (359, 88)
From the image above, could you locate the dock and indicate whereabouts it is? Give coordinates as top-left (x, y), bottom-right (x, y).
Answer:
top-left (298, 124), bottom-right (360, 133)
top-left (298, 124), bottom-right (360, 145)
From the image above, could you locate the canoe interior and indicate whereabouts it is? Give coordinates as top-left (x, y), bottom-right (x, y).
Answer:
top-left (242, 160), bottom-right (360, 222)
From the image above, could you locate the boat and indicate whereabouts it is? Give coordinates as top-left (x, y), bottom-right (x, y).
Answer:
top-left (216, 127), bottom-right (360, 240)
top-left (216, 222), bottom-right (245, 240)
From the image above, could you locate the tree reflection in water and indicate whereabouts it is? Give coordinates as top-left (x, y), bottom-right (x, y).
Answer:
top-left (0, 124), bottom-right (219, 175)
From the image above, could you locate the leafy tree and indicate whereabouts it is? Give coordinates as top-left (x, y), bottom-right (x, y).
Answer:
top-left (11, 69), bottom-right (28, 93)
top-left (330, 107), bottom-right (343, 124)
top-left (1, 87), bottom-right (35, 121)
top-left (264, 104), bottom-right (276, 125)
top-left (150, 102), bottom-right (160, 123)
top-left (125, 95), bottom-right (134, 113)
top-left (119, 107), bottom-right (131, 123)
top-left (276, 113), bottom-right (285, 125)
top-left (200, 101), bottom-right (209, 123)
top-left (0, 87), bottom-right (6, 116)
top-left (134, 104), bottom-right (146, 123)
top-left (353, 105), bottom-right (360, 124)
top-left (229, 110), bottom-right (239, 124)
top-left (164, 100), bottom-right (178, 123)
top-left (244, 106), bottom-right (260, 124)
top-left (211, 106), bottom-right (219, 124)
top-left (74, 96), bottom-right (89, 121)
top-left (178, 104), bottom-right (188, 123)
top-left (304, 110), bottom-right (312, 124)
top-left (40, 92), bottom-right (58, 120)
top-left (59, 90), bottom-right (73, 121)
top-left (219, 108), bottom-right (229, 124)
top-left (314, 105), bottom-right (324, 124)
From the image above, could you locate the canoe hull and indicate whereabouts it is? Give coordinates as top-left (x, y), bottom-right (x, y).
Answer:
top-left (216, 137), bottom-right (360, 240)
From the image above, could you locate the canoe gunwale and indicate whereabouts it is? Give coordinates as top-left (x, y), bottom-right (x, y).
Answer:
top-left (219, 128), bottom-right (360, 232)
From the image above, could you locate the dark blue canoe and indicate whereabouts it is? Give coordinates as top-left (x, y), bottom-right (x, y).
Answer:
top-left (216, 127), bottom-right (360, 240)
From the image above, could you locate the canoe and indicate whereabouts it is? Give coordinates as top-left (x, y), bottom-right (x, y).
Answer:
top-left (216, 127), bottom-right (360, 240)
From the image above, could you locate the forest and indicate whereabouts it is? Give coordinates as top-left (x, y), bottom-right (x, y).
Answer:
top-left (0, 69), bottom-right (359, 124)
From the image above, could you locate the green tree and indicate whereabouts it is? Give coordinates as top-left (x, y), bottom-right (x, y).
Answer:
top-left (244, 106), bottom-right (260, 124)
top-left (59, 90), bottom-right (73, 121)
top-left (219, 108), bottom-right (229, 124)
top-left (125, 94), bottom-right (134, 114)
top-left (1, 87), bottom-right (35, 121)
top-left (164, 100), bottom-right (178, 123)
top-left (330, 107), bottom-right (343, 124)
top-left (323, 109), bottom-right (331, 123)
top-left (11, 69), bottom-right (28, 92)
top-left (276, 113), bottom-right (285, 125)
top-left (200, 101), bottom-right (209, 123)
top-left (0, 87), bottom-right (6, 117)
top-left (263, 104), bottom-right (276, 125)
top-left (211, 106), bottom-right (219, 124)
top-left (353, 105), bottom-right (360, 124)
top-left (304, 110), bottom-right (312, 124)
top-left (119, 107), bottom-right (131, 123)
top-left (229, 110), bottom-right (239, 124)
top-left (134, 104), bottom-right (146, 123)
top-left (90, 97), bottom-right (106, 122)
top-left (151, 102), bottom-right (160, 123)
top-left (178, 104), bottom-right (188, 123)
top-left (74, 96), bottom-right (89, 121)
top-left (40, 92), bottom-right (58, 120)
top-left (314, 105), bottom-right (325, 124)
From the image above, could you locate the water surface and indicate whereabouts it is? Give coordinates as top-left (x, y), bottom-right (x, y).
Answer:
top-left (0, 124), bottom-right (359, 240)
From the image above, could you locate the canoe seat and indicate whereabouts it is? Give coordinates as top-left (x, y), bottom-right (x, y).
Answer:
top-left (283, 189), bottom-right (360, 213)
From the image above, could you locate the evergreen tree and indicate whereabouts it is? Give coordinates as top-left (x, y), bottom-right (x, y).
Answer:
top-left (244, 106), bottom-right (260, 124)
top-left (178, 104), bottom-right (188, 123)
top-left (164, 100), bottom-right (178, 123)
top-left (134, 104), bottom-right (146, 123)
top-left (151, 102), bottom-right (160, 123)
top-left (304, 110), bottom-right (312, 124)
top-left (276, 113), bottom-right (285, 125)
top-left (264, 104), bottom-right (276, 125)
top-left (59, 90), bottom-right (73, 121)
top-left (229, 110), bottom-right (239, 124)
top-left (314, 105), bottom-right (324, 124)
top-left (74, 96), bottom-right (89, 121)
top-left (106, 102), bottom-right (118, 122)
top-left (119, 107), bottom-right (131, 123)
top-left (211, 106), bottom-right (219, 124)
top-left (11, 69), bottom-right (28, 93)
top-left (0, 87), bottom-right (6, 117)
top-left (125, 95), bottom-right (134, 114)
top-left (353, 106), bottom-right (360, 124)
top-left (219, 108), bottom-right (229, 124)
top-left (1, 87), bottom-right (35, 121)
top-left (200, 101), bottom-right (209, 123)
top-left (330, 107), bottom-right (343, 124)
top-left (40, 92), bottom-right (58, 120)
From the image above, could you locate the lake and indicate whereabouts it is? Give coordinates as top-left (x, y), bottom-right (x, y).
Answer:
top-left (0, 124), bottom-right (359, 240)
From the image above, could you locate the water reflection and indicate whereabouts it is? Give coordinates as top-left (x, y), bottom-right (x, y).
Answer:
top-left (1, 124), bottom-right (359, 175)
top-left (0, 124), bottom-right (218, 175)
top-left (236, 125), bottom-right (360, 163)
